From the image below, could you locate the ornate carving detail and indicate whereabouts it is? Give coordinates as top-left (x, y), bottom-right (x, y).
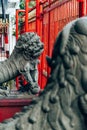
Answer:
top-left (0, 17), bottom-right (87, 130)
top-left (0, 32), bottom-right (44, 95)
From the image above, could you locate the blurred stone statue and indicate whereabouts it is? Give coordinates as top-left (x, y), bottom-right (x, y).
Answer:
top-left (0, 17), bottom-right (87, 130)
top-left (0, 32), bottom-right (44, 96)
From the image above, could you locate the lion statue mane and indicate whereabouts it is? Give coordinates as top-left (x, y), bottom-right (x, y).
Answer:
top-left (0, 17), bottom-right (87, 130)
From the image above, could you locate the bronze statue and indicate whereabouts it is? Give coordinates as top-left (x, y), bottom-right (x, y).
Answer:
top-left (0, 17), bottom-right (87, 130)
top-left (0, 32), bottom-right (44, 95)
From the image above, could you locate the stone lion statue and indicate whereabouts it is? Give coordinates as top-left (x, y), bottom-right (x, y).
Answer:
top-left (0, 32), bottom-right (44, 95)
top-left (0, 17), bottom-right (87, 130)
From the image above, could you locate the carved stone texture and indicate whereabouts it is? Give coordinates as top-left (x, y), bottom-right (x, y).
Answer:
top-left (0, 32), bottom-right (44, 95)
top-left (0, 17), bottom-right (87, 130)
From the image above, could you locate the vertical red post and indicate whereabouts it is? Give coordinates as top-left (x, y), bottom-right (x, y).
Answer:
top-left (47, 0), bottom-right (51, 78)
top-left (36, 0), bottom-right (42, 88)
top-left (15, 9), bottom-right (19, 89)
top-left (78, 0), bottom-right (85, 17)
top-left (25, 0), bottom-right (29, 32)
top-left (36, 0), bottom-right (40, 35)
top-left (16, 10), bottom-right (19, 40)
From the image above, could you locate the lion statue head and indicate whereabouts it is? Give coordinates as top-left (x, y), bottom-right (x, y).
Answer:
top-left (15, 32), bottom-right (44, 60)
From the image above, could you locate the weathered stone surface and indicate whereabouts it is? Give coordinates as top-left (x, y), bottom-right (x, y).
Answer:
top-left (0, 17), bottom-right (87, 130)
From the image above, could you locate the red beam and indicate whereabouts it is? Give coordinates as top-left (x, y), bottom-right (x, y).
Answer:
top-left (43, 0), bottom-right (70, 13)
